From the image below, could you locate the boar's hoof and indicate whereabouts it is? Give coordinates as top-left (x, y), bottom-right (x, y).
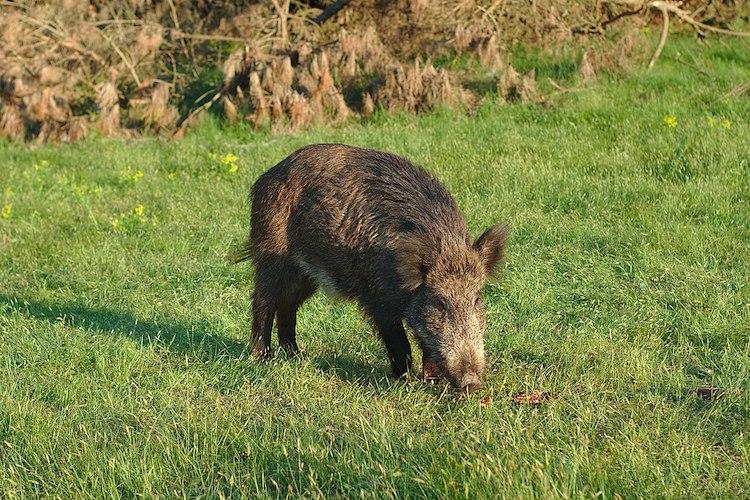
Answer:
top-left (280, 341), bottom-right (300, 356)
top-left (459, 373), bottom-right (483, 393)
top-left (252, 345), bottom-right (271, 360)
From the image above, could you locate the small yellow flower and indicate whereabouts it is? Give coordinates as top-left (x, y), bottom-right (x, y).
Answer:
top-left (707, 116), bottom-right (717, 127)
top-left (720, 118), bottom-right (731, 129)
top-left (133, 204), bottom-right (145, 218)
top-left (131, 169), bottom-right (144, 182)
top-left (1, 203), bottom-right (11, 219)
top-left (663, 115), bottom-right (677, 128)
top-left (167, 172), bottom-right (176, 180)
top-left (220, 153), bottom-right (240, 174)
top-left (110, 217), bottom-right (120, 230)
top-left (221, 153), bottom-right (239, 165)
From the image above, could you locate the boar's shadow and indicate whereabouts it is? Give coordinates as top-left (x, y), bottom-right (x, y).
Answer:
top-left (0, 294), bottom-right (248, 361)
top-left (310, 351), bottom-right (395, 389)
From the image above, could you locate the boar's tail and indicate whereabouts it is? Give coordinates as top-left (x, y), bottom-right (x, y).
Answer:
top-left (228, 238), bottom-right (253, 264)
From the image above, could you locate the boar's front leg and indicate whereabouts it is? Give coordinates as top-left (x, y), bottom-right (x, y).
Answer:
top-left (373, 315), bottom-right (413, 379)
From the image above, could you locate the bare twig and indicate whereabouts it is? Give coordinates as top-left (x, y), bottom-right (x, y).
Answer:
top-left (548, 78), bottom-right (585, 95)
top-left (724, 81), bottom-right (750, 99)
top-left (313, 0), bottom-right (351, 25)
top-left (270, 0), bottom-right (291, 46)
top-left (170, 30), bottom-right (250, 44)
top-left (672, 55), bottom-right (712, 78)
top-left (648, 3), bottom-right (669, 68)
top-left (16, 11), bottom-right (66, 38)
top-left (572, 4), bottom-right (645, 35)
top-left (606, 0), bottom-right (750, 37)
top-left (97, 30), bottom-right (141, 86)
top-left (174, 90), bottom-right (223, 136)
top-left (599, 1), bottom-right (750, 69)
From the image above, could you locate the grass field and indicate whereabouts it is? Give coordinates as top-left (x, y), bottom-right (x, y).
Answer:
top-left (1, 39), bottom-right (749, 498)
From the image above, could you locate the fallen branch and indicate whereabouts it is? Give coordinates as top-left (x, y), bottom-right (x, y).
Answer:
top-left (724, 81), bottom-right (750, 99)
top-left (548, 78), bottom-right (585, 95)
top-left (174, 89), bottom-right (223, 137)
top-left (600, 1), bottom-right (750, 69)
top-left (672, 54), bottom-right (712, 78)
top-left (271, 0), bottom-right (291, 46)
top-left (572, 4), bottom-right (645, 35)
top-left (97, 30), bottom-right (141, 86)
top-left (648, 2), bottom-right (669, 68)
top-left (313, 0), bottom-right (351, 25)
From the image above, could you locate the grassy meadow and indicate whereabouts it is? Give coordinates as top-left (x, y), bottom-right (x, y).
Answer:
top-left (1, 39), bottom-right (749, 498)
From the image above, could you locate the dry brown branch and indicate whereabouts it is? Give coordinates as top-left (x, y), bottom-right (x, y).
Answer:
top-left (175, 89), bottom-right (222, 136)
top-left (313, 0), bottom-right (352, 25)
top-left (724, 81), bottom-right (750, 99)
top-left (97, 30), bottom-right (141, 85)
top-left (673, 54), bottom-right (712, 78)
top-left (604, 0), bottom-right (750, 37)
top-left (548, 78), bottom-right (585, 95)
top-left (1, 0), bottom-right (746, 142)
top-left (649, 3), bottom-right (670, 68)
top-left (599, 1), bottom-right (750, 69)
top-left (271, 0), bottom-right (291, 47)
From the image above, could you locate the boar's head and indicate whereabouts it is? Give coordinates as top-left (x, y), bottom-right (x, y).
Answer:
top-left (399, 224), bottom-right (508, 392)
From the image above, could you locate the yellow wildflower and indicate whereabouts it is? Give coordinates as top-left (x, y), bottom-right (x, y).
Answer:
top-left (167, 172), bottom-right (176, 180)
top-left (110, 217), bottom-right (120, 230)
top-left (720, 118), bottom-right (731, 129)
top-left (663, 115), bottom-right (677, 128)
top-left (221, 153), bottom-right (240, 174)
top-left (221, 153), bottom-right (238, 165)
top-left (706, 116), bottom-right (717, 127)
top-left (131, 169), bottom-right (144, 182)
top-left (133, 204), bottom-right (145, 218)
top-left (1, 203), bottom-right (11, 219)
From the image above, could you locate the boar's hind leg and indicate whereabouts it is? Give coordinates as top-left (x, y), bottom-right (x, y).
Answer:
top-left (251, 289), bottom-right (275, 359)
top-left (251, 259), bottom-right (285, 359)
top-left (276, 272), bottom-right (316, 355)
top-left (374, 315), bottom-right (413, 379)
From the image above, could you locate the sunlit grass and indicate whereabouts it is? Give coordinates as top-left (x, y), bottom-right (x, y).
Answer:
top-left (0, 38), bottom-right (748, 498)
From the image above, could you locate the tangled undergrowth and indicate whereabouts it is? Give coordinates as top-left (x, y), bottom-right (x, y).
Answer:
top-left (1, 0), bottom-right (748, 143)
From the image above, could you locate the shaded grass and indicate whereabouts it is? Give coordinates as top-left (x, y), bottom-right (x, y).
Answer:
top-left (1, 38), bottom-right (749, 498)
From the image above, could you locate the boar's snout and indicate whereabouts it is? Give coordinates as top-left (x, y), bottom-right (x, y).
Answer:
top-left (458, 372), bottom-right (483, 393)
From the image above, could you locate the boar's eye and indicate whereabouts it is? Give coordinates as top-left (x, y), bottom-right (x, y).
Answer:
top-left (435, 298), bottom-right (449, 312)
top-left (474, 296), bottom-right (482, 308)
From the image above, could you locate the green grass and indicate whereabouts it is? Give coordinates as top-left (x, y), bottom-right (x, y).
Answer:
top-left (1, 38), bottom-right (749, 498)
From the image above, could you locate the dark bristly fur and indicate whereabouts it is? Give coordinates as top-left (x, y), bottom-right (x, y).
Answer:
top-left (235, 144), bottom-right (507, 391)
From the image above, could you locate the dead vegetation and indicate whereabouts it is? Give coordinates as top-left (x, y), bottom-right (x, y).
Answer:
top-left (1, 0), bottom-right (748, 143)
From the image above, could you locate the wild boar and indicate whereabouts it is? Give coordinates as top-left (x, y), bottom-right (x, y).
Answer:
top-left (234, 144), bottom-right (507, 391)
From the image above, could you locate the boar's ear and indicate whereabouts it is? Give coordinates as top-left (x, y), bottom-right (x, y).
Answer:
top-left (395, 232), bottom-right (432, 291)
top-left (473, 223), bottom-right (509, 276)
